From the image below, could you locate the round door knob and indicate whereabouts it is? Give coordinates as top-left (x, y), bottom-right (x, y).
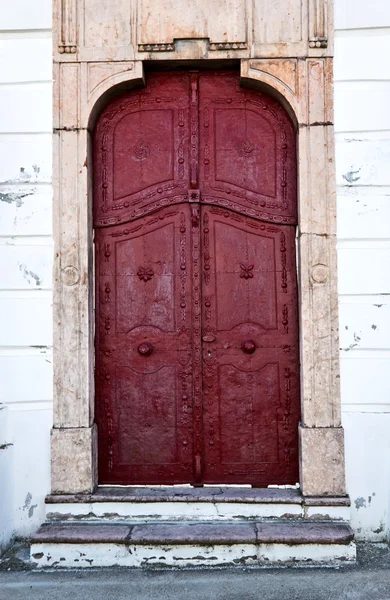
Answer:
top-left (138, 342), bottom-right (154, 356)
top-left (241, 340), bottom-right (256, 354)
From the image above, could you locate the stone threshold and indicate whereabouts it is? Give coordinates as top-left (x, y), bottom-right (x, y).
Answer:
top-left (46, 486), bottom-right (351, 506)
top-left (30, 520), bottom-right (356, 567)
top-left (32, 520), bottom-right (354, 546)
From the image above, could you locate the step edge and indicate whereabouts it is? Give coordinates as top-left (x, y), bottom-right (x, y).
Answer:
top-left (30, 521), bottom-right (355, 546)
top-left (45, 490), bottom-right (350, 507)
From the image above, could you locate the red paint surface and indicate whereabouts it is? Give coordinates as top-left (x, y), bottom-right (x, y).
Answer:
top-left (94, 71), bottom-right (300, 486)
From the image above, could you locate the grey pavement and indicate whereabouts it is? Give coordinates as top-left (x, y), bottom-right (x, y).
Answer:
top-left (1, 543), bottom-right (390, 600)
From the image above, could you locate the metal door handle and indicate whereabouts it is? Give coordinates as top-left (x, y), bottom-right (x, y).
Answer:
top-left (241, 340), bottom-right (256, 354)
top-left (138, 342), bottom-right (154, 356)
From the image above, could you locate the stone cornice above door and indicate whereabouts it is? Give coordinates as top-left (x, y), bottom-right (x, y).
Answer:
top-left (53, 0), bottom-right (333, 62)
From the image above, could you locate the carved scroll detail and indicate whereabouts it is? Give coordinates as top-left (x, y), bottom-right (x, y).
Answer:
top-left (309, 0), bottom-right (328, 48)
top-left (191, 204), bottom-right (203, 483)
top-left (203, 212), bottom-right (210, 284)
top-left (283, 367), bottom-right (291, 430)
top-left (179, 212), bottom-right (187, 322)
top-left (190, 74), bottom-right (199, 189)
top-left (104, 398), bottom-right (114, 472)
top-left (282, 304), bottom-right (289, 334)
top-left (59, 0), bottom-right (77, 53)
top-left (280, 232), bottom-right (288, 293)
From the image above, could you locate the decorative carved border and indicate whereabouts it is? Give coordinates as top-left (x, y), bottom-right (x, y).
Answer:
top-left (51, 57), bottom-right (346, 498)
top-left (59, 0), bottom-right (77, 53)
top-left (309, 0), bottom-right (328, 48)
top-left (138, 41), bottom-right (247, 53)
top-left (138, 43), bottom-right (175, 52)
top-left (209, 42), bottom-right (247, 51)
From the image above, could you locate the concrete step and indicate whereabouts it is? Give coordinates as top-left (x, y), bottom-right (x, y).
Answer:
top-left (45, 487), bottom-right (351, 522)
top-left (30, 520), bottom-right (356, 567)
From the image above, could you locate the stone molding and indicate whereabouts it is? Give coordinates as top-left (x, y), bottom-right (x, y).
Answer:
top-left (57, 0), bottom-right (77, 54)
top-left (51, 0), bottom-right (345, 497)
top-left (53, 0), bottom-right (333, 62)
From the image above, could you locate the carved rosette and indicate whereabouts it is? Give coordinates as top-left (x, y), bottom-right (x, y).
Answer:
top-left (137, 266), bottom-right (154, 282)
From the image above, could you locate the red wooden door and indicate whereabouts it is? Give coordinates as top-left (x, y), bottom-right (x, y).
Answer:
top-left (94, 71), bottom-right (300, 486)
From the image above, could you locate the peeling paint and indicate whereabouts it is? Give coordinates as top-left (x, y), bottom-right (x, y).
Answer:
top-left (0, 443), bottom-right (13, 450)
top-left (1, 165), bottom-right (45, 185)
top-left (371, 325), bottom-right (377, 330)
top-left (354, 497), bottom-right (367, 510)
top-left (18, 263), bottom-right (41, 286)
top-left (340, 343), bottom-right (358, 352)
top-left (23, 492), bottom-right (38, 519)
top-left (0, 191), bottom-right (33, 207)
top-left (23, 493), bottom-right (32, 510)
top-left (342, 168), bottom-right (361, 184)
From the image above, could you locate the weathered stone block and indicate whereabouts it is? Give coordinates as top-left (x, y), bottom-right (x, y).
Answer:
top-left (51, 425), bottom-right (98, 493)
top-left (300, 426), bottom-right (346, 496)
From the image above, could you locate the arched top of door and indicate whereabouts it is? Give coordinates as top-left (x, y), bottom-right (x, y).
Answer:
top-left (93, 70), bottom-right (297, 228)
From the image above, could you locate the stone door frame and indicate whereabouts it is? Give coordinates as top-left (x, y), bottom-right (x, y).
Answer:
top-left (52, 58), bottom-right (346, 497)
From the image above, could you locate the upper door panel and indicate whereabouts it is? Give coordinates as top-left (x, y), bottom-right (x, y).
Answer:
top-left (199, 71), bottom-right (297, 224)
top-left (94, 72), bottom-right (191, 227)
top-left (94, 71), bottom-right (297, 227)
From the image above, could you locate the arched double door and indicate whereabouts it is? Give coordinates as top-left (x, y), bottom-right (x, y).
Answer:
top-left (94, 71), bottom-right (300, 487)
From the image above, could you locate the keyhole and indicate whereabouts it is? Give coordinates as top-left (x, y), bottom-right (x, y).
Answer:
top-left (207, 350), bottom-right (212, 357)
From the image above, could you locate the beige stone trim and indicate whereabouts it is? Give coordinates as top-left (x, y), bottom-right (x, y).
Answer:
top-left (300, 426), bottom-right (346, 496)
top-left (51, 1), bottom-right (345, 497)
top-left (51, 425), bottom-right (98, 494)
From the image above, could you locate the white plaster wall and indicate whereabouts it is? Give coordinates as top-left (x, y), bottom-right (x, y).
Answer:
top-left (0, 1), bottom-right (53, 552)
top-left (0, 0), bottom-right (389, 550)
top-left (335, 0), bottom-right (390, 540)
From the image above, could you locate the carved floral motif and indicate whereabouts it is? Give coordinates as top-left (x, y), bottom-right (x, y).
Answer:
top-left (137, 266), bottom-right (154, 282)
top-left (240, 263), bottom-right (254, 279)
top-left (133, 139), bottom-right (150, 161)
top-left (237, 140), bottom-right (255, 157)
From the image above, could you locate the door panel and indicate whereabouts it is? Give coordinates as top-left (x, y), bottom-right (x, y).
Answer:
top-left (218, 363), bottom-right (279, 465)
top-left (199, 71), bottom-right (297, 225)
top-left (117, 365), bottom-right (178, 465)
top-left (115, 223), bottom-right (177, 332)
top-left (201, 207), bottom-right (300, 485)
top-left (94, 72), bottom-right (191, 227)
top-left (94, 70), bottom-right (300, 487)
top-left (96, 206), bottom-right (195, 484)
